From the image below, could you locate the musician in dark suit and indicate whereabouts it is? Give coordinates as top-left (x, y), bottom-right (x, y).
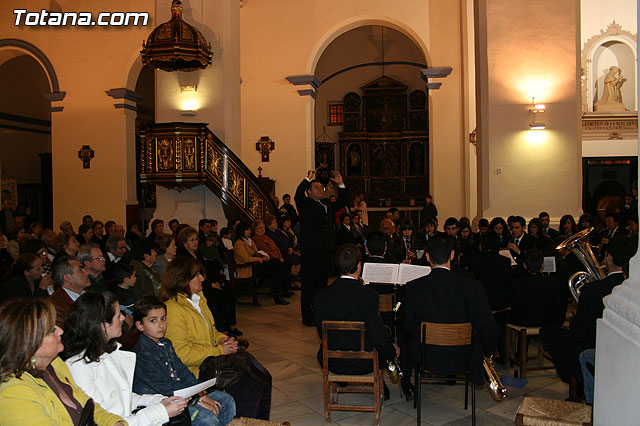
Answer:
top-left (598, 212), bottom-right (628, 260)
top-left (539, 211), bottom-right (559, 239)
top-left (295, 169), bottom-right (347, 326)
top-left (469, 231), bottom-right (513, 311)
top-left (392, 220), bottom-right (423, 264)
top-left (507, 215), bottom-right (537, 267)
top-left (403, 235), bottom-right (499, 386)
top-left (510, 249), bottom-right (566, 327)
top-left (313, 244), bottom-right (398, 398)
top-left (541, 235), bottom-right (630, 400)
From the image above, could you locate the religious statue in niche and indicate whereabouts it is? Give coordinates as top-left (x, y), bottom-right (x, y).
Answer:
top-left (347, 144), bottom-right (362, 176)
top-left (409, 142), bottom-right (425, 176)
top-left (371, 142), bottom-right (400, 177)
top-left (315, 149), bottom-right (334, 187)
top-left (595, 66), bottom-right (626, 111)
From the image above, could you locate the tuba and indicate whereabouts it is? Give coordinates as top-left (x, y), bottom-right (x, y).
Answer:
top-left (483, 356), bottom-right (507, 401)
top-left (556, 227), bottom-right (607, 301)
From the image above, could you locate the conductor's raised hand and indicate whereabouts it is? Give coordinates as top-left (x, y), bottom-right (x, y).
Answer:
top-left (330, 170), bottom-right (344, 186)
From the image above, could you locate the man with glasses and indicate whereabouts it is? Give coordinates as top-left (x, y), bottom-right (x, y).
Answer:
top-left (78, 243), bottom-right (108, 293)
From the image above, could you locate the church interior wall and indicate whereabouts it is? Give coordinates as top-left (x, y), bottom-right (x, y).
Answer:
top-left (477, 0), bottom-right (583, 222)
top-left (0, 55), bottom-right (51, 185)
top-left (581, 0), bottom-right (636, 50)
top-left (0, 0), bottom-right (154, 228)
top-left (239, 0), bottom-right (470, 219)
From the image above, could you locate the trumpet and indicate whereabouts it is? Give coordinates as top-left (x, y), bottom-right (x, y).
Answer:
top-left (483, 356), bottom-right (507, 401)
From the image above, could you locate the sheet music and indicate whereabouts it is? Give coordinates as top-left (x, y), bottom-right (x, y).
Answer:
top-left (397, 263), bottom-right (431, 284)
top-left (543, 256), bottom-right (557, 273)
top-left (173, 378), bottom-right (217, 399)
top-left (499, 249), bottom-right (517, 266)
top-left (362, 263), bottom-right (398, 284)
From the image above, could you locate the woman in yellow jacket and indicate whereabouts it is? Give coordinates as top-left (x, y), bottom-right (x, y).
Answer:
top-left (161, 256), bottom-right (272, 420)
top-left (0, 298), bottom-right (125, 426)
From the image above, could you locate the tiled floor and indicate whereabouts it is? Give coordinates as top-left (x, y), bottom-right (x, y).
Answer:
top-left (236, 291), bottom-right (569, 426)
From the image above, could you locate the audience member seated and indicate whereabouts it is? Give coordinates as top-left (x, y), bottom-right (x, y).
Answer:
top-left (130, 240), bottom-right (162, 299)
top-left (313, 244), bottom-right (398, 400)
top-left (234, 222), bottom-right (290, 305)
top-left (541, 235), bottom-right (632, 401)
top-left (131, 296), bottom-right (236, 426)
top-left (0, 253), bottom-right (51, 303)
top-left (91, 220), bottom-right (107, 253)
top-left (20, 237), bottom-right (53, 275)
top-left (59, 221), bottom-right (75, 235)
top-left (110, 262), bottom-right (137, 318)
top-left (510, 249), bottom-right (566, 327)
top-left (199, 227), bottom-right (224, 268)
top-left (48, 256), bottom-right (91, 328)
top-left (125, 223), bottom-right (143, 245)
top-left (168, 219), bottom-right (180, 236)
top-left (7, 226), bottom-right (26, 260)
top-left (78, 243), bottom-right (108, 293)
top-left (403, 235), bottom-right (499, 387)
top-left (469, 231), bottom-right (514, 312)
top-left (0, 234), bottom-right (13, 279)
top-left (152, 233), bottom-right (176, 278)
top-left (61, 291), bottom-right (190, 425)
top-left (220, 227), bottom-right (234, 251)
top-left (265, 215), bottom-right (301, 283)
top-left (489, 217), bottom-right (510, 249)
top-left (147, 219), bottom-right (164, 242)
top-left (53, 232), bottom-right (80, 265)
top-left (0, 298), bottom-right (126, 426)
top-left (160, 257), bottom-right (272, 419)
top-left (177, 226), bottom-right (240, 335)
top-left (104, 235), bottom-right (127, 279)
top-left (77, 223), bottom-right (93, 245)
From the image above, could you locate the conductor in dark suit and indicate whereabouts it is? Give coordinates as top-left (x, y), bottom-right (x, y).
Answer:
top-left (313, 244), bottom-right (398, 382)
top-left (404, 235), bottom-right (499, 385)
top-left (541, 235), bottom-right (630, 399)
top-left (295, 169), bottom-right (347, 326)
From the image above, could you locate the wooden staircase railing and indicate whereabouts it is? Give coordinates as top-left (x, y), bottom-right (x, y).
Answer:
top-left (139, 122), bottom-right (277, 222)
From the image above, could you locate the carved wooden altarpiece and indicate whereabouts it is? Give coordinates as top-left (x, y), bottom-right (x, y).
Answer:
top-left (338, 76), bottom-right (429, 205)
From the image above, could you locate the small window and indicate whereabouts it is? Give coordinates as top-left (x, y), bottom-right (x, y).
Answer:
top-left (328, 103), bottom-right (344, 126)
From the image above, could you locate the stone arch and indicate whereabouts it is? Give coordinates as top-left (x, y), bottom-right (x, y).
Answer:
top-left (307, 17), bottom-right (430, 75)
top-left (0, 39), bottom-right (61, 94)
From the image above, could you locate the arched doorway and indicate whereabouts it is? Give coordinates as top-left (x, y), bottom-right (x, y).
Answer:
top-left (313, 25), bottom-right (428, 226)
top-left (0, 52), bottom-right (53, 229)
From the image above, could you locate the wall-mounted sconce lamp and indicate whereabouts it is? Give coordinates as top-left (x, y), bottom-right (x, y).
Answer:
top-left (180, 85), bottom-right (198, 93)
top-left (528, 97), bottom-right (545, 129)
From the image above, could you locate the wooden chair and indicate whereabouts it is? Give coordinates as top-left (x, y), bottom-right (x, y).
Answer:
top-left (321, 321), bottom-right (384, 426)
top-left (505, 324), bottom-right (554, 378)
top-left (415, 322), bottom-right (475, 426)
top-left (224, 249), bottom-right (261, 306)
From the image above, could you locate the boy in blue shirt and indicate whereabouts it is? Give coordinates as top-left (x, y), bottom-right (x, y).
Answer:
top-left (132, 296), bottom-right (236, 426)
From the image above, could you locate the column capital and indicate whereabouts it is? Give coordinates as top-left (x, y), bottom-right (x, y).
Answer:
top-left (105, 88), bottom-right (145, 112)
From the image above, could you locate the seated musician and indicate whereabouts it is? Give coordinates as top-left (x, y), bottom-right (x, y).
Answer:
top-left (403, 235), bottom-right (499, 387)
top-left (313, 244), bottom-right (399, 400)
top-left (393, 220), bottom-right (425, 265)
top-left (541, 235), bottom-right (632, 401)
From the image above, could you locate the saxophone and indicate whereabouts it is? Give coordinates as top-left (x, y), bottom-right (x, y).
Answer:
top-left (483, 356), bottom-right (507, 401)
top-left (386, 358), bottom-right (403, 384)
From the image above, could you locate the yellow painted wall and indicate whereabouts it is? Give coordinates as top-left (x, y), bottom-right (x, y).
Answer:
top-left (476, 0), bottom-right (583, 222)
top-left (0, 0), bottom-right (155, 228)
